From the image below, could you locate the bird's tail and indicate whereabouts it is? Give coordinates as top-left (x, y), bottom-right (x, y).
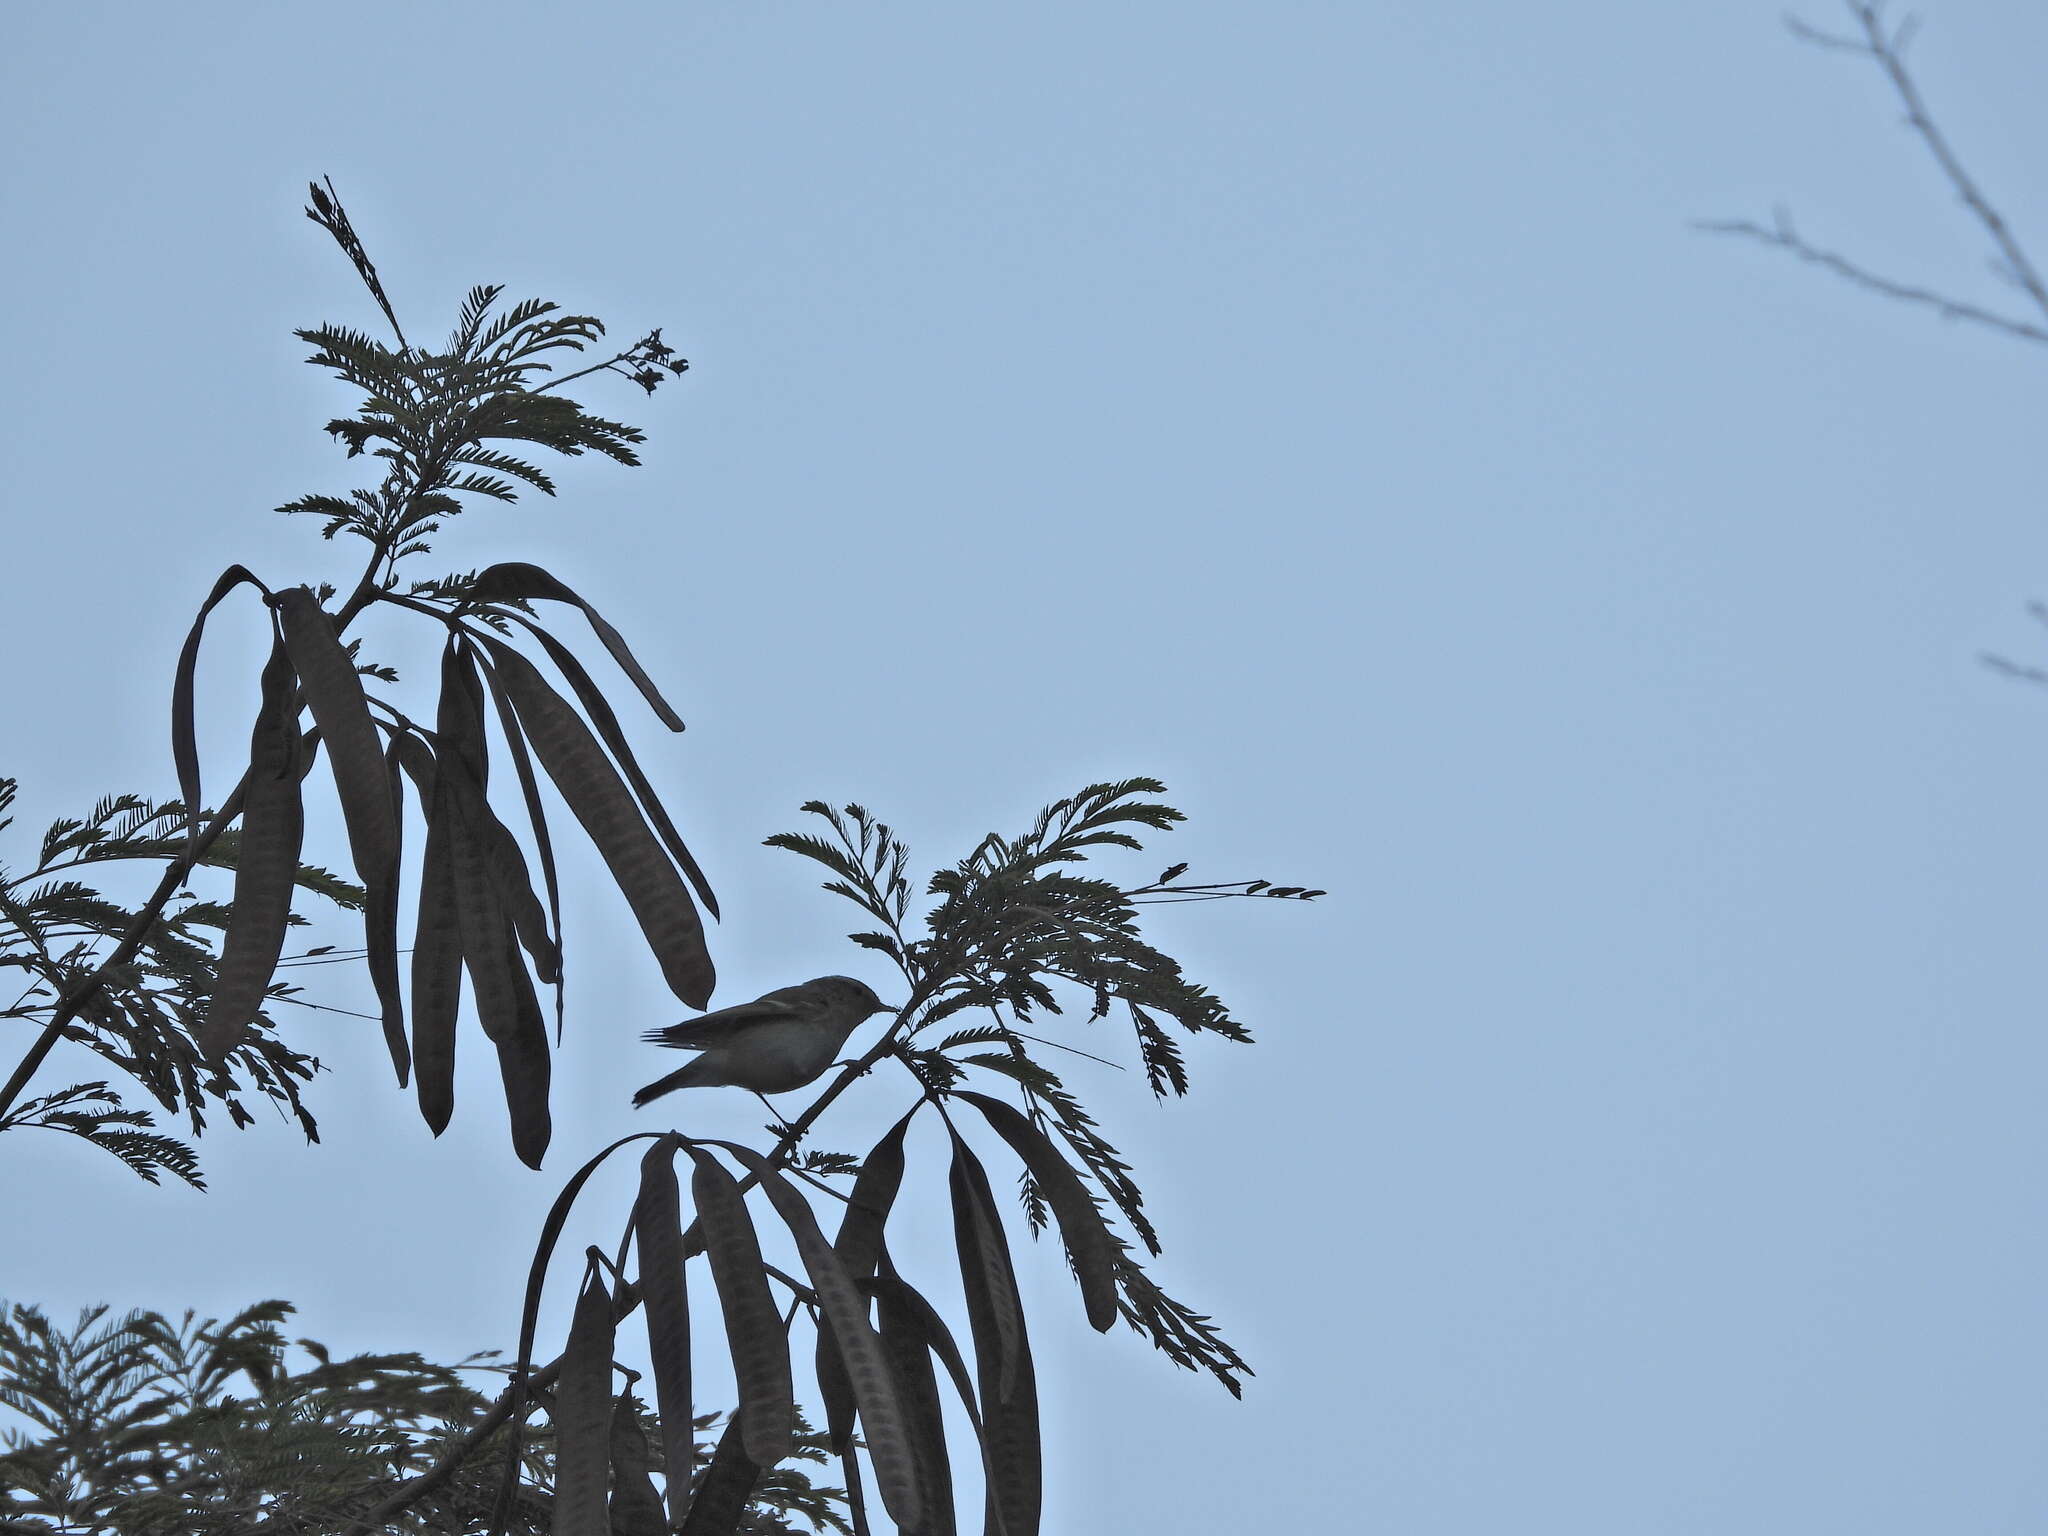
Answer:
top-left (632, 1057), bottom-right (714, 1108)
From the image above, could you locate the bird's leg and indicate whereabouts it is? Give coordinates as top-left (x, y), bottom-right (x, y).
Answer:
top-left (754, 1092), bottom-right (799, 1141)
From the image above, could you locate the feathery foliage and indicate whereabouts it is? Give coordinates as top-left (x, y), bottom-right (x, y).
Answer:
top-left (0, 779), bottom-right (359, 1185)
top-left (0, 1300), bottom-right (846, 1535)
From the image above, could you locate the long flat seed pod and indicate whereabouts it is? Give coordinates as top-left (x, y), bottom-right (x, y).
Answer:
top-left (439, 634), bottom-right (492, 786)
top-left (435, 653), bottom-right (552, 1166)
top-left (709, 1142), bottom-right (924, 1533)
top-left (390, 732), bottom-right (461, 1134)
top-left (949, 1133), bottom-right (1041, 1536)
top-left (872, 1259), bottom-right (991, 1448)
top-left (451, 667), bottom-right (561, 992)
top-left (818, 1107), bottom-right (921, 1456)
top-left (485, 942), bottom-right (551, 1169)
top-left (680, 1415), bottom-right (760, 1536)
top-left (955, 1092), bottom-right (1121, 1333)
top-left (467, 561), bottom-right (687, 730)
top-left (275, 587), bottom-right (406, 1081)
top-left (474, 647), bottom-right (566, 1026)
top-left (171, 564), bottom-right (264, 847)
top-left (381, 729), bottom-right (409, 1061)
top-left (872, 1259), bottom-right (1013, 1536)
top-left (474, 800), bottom-right (560, 989)
top-left (436, 648), bottom-right (521, 1023)
top-left (554, 1258), bottom-right (618, 1536)
top-left (199, 631), bottom-right (304, 1060)
top-left (494, 1132), bottom-right (670, 1536)
top-left (635, 1137), bottom-right (694, 1530)
top-left (876, 1267), bottom-right (957, 1536)
top-left (504, 610), bottom-right (717, 917)
top-left (949, 1142), bottom-right (1026, 1404)
top-left (815, 1316), bottom-right (857, 1462)
top-left (428, 638), bottom-right (507, 1146)
top-left (450, 824), bottom-right (550, 1162)
top-left (834, 1107), bottom-right (919, 1284)
top-left (608, 1395), bottom-right (668, 1536)
top-left (682, 1145), bottom-right (793, 1467)
top-left (479, 636), bottom-right (714, 1009)
top-left (436, 641), bottom-right (503, 1006)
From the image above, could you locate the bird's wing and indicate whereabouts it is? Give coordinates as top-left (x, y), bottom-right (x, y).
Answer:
top-left (641, 991), bottom-right (808, 1049)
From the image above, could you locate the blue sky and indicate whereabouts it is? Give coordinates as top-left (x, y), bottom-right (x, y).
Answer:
top-left (8, 1), bottom-right (2048, 1530)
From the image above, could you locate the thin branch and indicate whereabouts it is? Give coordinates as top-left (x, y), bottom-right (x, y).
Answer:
top-left (1840, 0), bottom-right (2048, 325)
top-left (269, 993), bottom-right (384, 1023)
top-left (1979, 652), bottom-right (2048, 689)
top-left (1704, 1), bottom-right (2048, 346)
top-left (787, 1165), bottom-right (856, 1205)
top-left (1697, 215), bottom-right (2048, 343)
top-left (530, 349), bottom-right (649, 396)
top-left (1005, 1029), bottom-right (1126, 1071)
top-left (763, 1264), bottom-right (821, 1308)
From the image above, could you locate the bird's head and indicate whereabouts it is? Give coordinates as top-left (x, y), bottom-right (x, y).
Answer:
top-left (816, 975), bottom-right (895, 1018)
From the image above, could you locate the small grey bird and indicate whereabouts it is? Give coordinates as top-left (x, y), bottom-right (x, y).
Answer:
top-left (632, 975), bottom-right (892, 1107)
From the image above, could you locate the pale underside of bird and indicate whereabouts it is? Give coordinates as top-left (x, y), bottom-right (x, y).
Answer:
top-left (632, 975), bottom-right (891, 1106)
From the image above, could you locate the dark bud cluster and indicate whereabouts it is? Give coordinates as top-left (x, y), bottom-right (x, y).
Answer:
top-left (618, 326), bottom-right (692, 395)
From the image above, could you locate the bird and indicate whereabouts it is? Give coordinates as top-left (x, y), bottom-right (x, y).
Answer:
top-left (632, 975), bottom-right (893, 1107)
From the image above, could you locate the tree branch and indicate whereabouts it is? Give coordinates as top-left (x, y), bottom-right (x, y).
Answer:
top-left (1695, 211), bottom-right (2048, 344)
top-left (1702, 1), bottom-right (2048, 347)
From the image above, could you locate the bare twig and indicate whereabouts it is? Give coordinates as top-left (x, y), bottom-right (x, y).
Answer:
top-left (1696, 213), bottom-right (2048, 343)
top-left (1704, 1), bottom-right (2048, 346)
top-left (1979, 653), bottom-right (2048, 689)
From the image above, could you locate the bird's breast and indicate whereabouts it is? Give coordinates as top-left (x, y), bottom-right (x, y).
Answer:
top-left (718, 1018), bottom-right (848, 1093)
